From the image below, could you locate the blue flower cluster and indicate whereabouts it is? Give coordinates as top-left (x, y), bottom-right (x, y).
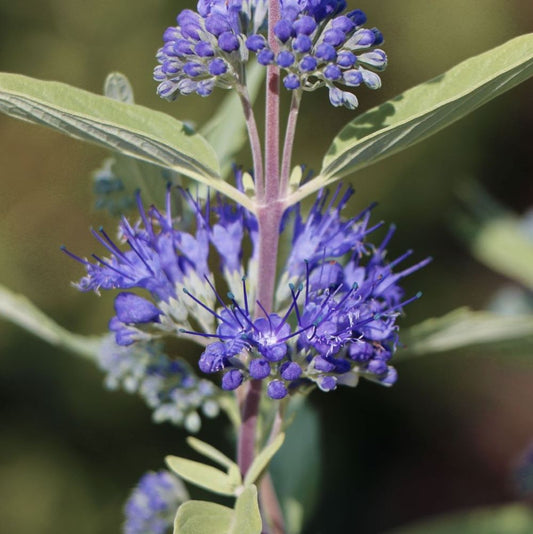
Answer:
top-left (197, 185), bottom-right (429, 398)
top-left (154, 0), bottom-right (385, 108)
top-left (97, 337), bottom-right (220, 432)
top-left (255, 0), bottom-right (386, 108)
top-left (154, 0), bottom-right (268, 98)
top-left (66, 174), bottom-right (427, 400)
top-left (124, 470), bottom-right (188, 534)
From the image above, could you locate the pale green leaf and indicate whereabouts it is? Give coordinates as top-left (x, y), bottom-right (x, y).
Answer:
top-left (174, 500), bottom-right (233, 534)
top-left (165, 455), bottom-right (238, 496)
top-left (186, 437), bottom-right (239, 472)
top-left (399, 307), bottom-right (533, 359)
top-left (200, 63), bottom-right (264, 179)
top-left (0, 73), bottom-right (253, 210)
top-left (0, 284), bottom-right (99, 360)
top-left (454, 182), bottom-right (533, 291)
top-left (386, 504), bottom-right (533, 534)
top-left (469, 216), bottom-right (533, 291)
top-left (244, 433), bottom-right (285, 487)
top-left (91, 72), bottom-right (180, 215)
top-left (230, 485), bottom-right (262, 534)
top-left (289, 34), bottom-right (533, 205)
top-left (270, 399), bottom-right (320, 534)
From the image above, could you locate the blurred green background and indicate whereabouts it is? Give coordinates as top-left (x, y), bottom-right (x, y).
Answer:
top-left (0, 1), bottom-right (532, 532)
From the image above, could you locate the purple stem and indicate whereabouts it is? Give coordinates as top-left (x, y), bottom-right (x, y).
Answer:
top-left (237, 1), bottom-right (286, 531)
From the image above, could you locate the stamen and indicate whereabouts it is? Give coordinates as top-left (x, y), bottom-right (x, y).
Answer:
top-left (256, 300), bottom-right (272, 325)
top-left (242, 276), bottom-right (249, 314)
top-left (179, 328), bottom-right (236, 340)
top-left (305, 259), bottom-right (310, 304)
top-left (289, 283), bottom-right (303, 325)
top-left (379, 223), bottom-right (396, 251)
top-left (60, 245), bottom-right (89, 265)
top-left (126, 239), bottom-right (155, 274)
top-left (182, 287), bottom-right (225, 322)
top-left (389, 249), bottom-right (413, 269)
top-left (98, 228), bottom-right (129, 261)
top-left (91, 254), bottom-right (135, 280)
top-left (135, 190), bottom-right (155, 239)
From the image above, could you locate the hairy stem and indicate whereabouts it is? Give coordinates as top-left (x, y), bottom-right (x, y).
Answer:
top-left (263, 0), bottom-right (281, 203)
top-left (237, 1), bottom-right (286, 530)
top-left (280, 90), bottom-right (302, 196)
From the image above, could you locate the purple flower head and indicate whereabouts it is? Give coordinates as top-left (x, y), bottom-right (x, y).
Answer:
top-left (68, 175), bottom-right (428, 399)
top-left (249, 5), bottom-right (387, 108)
top-left (64, 175), bottom-right (258, 349)
top-left (154, 0), bottom-right (268, 99)
top-left (124, 470), bottom-right (188, 534)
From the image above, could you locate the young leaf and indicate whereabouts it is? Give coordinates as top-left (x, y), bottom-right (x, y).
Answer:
top-left (174, 500), bottom-right (233, 534)
top-left (104, 72), bottom-right (134, 104)
top-left (0, 284), bottom-right (99, 360)
top-left (399, 307), bottom-right (533, 360)
top-left (385, 504), bottom-right (533, 534)
top-left (186, 437), bottom-right (238, 472)
top-left (244, 433), bottom-right (285, 487)
top-left (0, 73), bottom-right (254, 210)
top-left (165, 456), bottom-right (239, 496)
top-left (230, 485), bottom-right (262, 534)
top-left (288, 33), bottom-right (533, 205)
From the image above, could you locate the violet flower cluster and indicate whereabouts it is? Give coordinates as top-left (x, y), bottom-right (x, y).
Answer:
top-left (65, 177), bottom-right (428, 400)
top-left (124, 470), bottom-right (188, 534)
top-left (154, 0), bottom-right (386, 108)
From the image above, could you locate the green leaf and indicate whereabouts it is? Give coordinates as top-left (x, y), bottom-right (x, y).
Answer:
top-left (173, 487), bottom-right (262, 534)
top-left (231, 485), bottom-right (262, 534)
top-left (244, 433), bottom-right (285, 487)
top-left (454, 182), bottom-right (533, 291)
top-left (469, 216), bottom-right (533, 291)
top-left (200, 63), bottom-right (264, 179)
top-left (289, 34), bottom-right (533, 204)
top-left (270, 399), bottom-right (321, 534)
top-left (0, 284), bottom-right (99, 360)
top-left (399, 307), bottom-right (533, 359)
top-left (0, 73), bottom-right (253, 210)
top-left (385, 504), bottom-right (533, 534)
top-left (186, 437), bottom-right (239, 473)
top-left (174, 500), bottom-right (233, 534)
top-left (165, 455), bottom-right (239, 496)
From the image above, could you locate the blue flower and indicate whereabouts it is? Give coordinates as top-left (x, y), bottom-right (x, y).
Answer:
top-left (66, 173), bottom-right (428, 400)
top-left (63, 177), bottom-right (258, 349)
top-left (154, 0), bottom-right (268, 99)
top-left (266, 3), bottom-right (386, 108)
top-left (155, 2), bottom-right (385, 107)
top-left (124, 470), bottom-right (188, 534)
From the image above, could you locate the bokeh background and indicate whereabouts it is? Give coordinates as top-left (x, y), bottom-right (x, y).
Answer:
top-left (1, 1), bottom-right (532, 532)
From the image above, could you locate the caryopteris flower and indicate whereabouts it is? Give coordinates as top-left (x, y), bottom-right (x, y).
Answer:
top-left (124, 470), bottom-right (188, 534)
top-left (65, 175), bottom-right (428, 400)
top-left (155, 0), bottom-right (385, 108)
top-left (154, 0), bottom-right (268, 99)
top-left (97, 337), bottom-right (220, 432)
top-left (256, 0), bottom-right (386, 108)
